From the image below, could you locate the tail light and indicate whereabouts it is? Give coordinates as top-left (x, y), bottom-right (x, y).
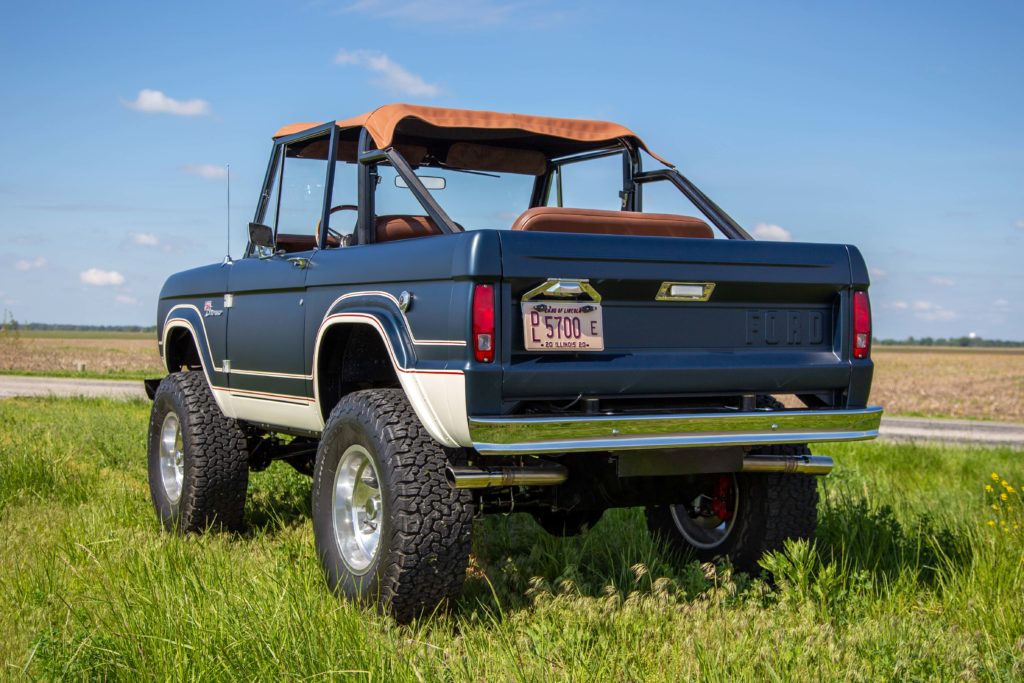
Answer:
top-left (852, 291), bottom-right (871, 359)
top-left (472, 284), bottom-right (495, 363)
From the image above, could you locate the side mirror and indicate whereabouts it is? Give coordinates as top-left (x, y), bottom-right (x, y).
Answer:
top-left (249, 222), bottom-right (274, 250)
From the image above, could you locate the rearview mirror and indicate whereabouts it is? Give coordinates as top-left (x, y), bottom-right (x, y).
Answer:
top-left (248, 222), bottom-right (274, 250)
top-left (395, 175), bottom-right (446, 190)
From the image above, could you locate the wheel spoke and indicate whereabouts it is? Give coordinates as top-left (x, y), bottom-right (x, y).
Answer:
top-left (332, 445), bottom-right (383, 575)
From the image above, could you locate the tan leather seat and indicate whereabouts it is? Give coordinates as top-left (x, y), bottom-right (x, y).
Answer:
top-left (375, 215), bottom-right (444, 243)
top-left (510, 207), bottom-right (713, 239)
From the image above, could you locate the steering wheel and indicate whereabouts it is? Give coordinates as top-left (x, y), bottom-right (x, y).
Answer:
top-left (316, 204), bottom-right (358, 247)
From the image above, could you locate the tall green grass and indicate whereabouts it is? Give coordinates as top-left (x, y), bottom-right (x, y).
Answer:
top-left (1, 398), bottom-right (1022, 680)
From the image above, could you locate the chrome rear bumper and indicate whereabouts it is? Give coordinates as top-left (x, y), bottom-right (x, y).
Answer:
top-left (469, 407), bottom-right (883, 455)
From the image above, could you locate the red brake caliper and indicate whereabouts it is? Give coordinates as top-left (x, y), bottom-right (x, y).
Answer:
top-left (710, 475), bottom-right (733, 521)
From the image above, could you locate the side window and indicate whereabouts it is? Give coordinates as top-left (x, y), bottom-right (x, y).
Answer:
top-left (546, 154), bottom-right (623, 211)
top-left (276, 145), bottom-right (328, 243)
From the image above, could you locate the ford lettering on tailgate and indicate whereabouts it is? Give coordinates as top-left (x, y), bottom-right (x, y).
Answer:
top-left (745, 310), bottom-right (826, 346)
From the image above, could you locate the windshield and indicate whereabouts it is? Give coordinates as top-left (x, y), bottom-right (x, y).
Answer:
top-left (375, 164), bottom-right (535, 230)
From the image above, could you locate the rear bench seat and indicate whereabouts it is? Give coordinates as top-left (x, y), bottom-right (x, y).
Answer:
top-left (510, 207), bottom-right (713, 238)
top-left (372, 208), bottom-right (715, 244)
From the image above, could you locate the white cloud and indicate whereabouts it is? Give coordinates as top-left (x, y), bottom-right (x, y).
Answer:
top-left (928, 275), bottom-right (954, 287)
top-left (887, 300), bottom-right (909, 310)
top-left (182, 164), bottom-right (228, 180)
top-left (752, 223), bottom-right (793, 241)
top-left (994, 298), bottom-right (1010, 308)
top-left (80, 268), bottom-right (125, 286)
top-left (130, 232), bottom-right (160, 247)
top-left (869, 267), bottom-right (887, 281)
top-left (335, 49), bottom-right (441, 97)
top-left (121, 89), bottom-right (211, 116)
top-left (14, 256), bottom-right (46, 271)
top-left (1015, 219), bottom-right (1024, 231)
top-left (115, 294), bottom-right (138, 305)
top-left (912, 300), bottom-right (956, 322)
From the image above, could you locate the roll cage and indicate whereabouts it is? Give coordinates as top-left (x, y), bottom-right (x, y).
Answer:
top-left (248, 121), bottom-right (752, 256)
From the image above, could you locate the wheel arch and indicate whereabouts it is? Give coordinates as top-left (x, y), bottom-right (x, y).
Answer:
top-left (160, 305), bottom-right (233, 417)
top-left (313, 311), bottom-right (470, 447)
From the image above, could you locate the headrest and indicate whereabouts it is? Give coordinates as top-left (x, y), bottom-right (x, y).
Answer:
top-left (375, 215), bottom-right (443, 243)
top-left (510, 207), bottom-right (714, 239)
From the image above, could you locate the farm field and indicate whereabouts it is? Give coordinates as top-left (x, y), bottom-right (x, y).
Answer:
top-left (1, 331), bottom-right (1021, 421)
top-left (0, 330), bottom-right (162, 380)
top-left (1, 398), bottom-right (1022, 680)
top-left (867, 347), bottom-right (1024, 422)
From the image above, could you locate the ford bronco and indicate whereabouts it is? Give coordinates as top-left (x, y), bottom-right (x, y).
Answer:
top-left (146, 104), bottom-right (881, 622)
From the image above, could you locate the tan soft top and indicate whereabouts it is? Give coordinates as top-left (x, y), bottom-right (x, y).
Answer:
top-left (273, 104), bottom-right (670, 166)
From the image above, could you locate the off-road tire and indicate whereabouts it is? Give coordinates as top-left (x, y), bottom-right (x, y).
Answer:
top-left (646, 397), bottom-right (818, 574)
top-left (532, 509), bottom-right (605, 537)
top-left (147, 371), bottom-right (250, 533)
top-left (646, 454), bottom-right (818, 573)
top-left (312, 388), bottom-right (474, 623)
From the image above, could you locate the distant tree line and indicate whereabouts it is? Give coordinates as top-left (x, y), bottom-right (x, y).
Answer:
top-left (874, 336), bottom-right (1024, 348)
top-left (10, 321), bottom-right (157, 334)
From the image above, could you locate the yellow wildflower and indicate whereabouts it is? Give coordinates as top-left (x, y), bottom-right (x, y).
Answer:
top-left (992, 504), bottom-right (1000, 511)
top-left (1002, 480), bottom-right (1010, 489)
top-left (985, 484), bottom-right (994, 493)
top-left (992, 472), bottom-right (1001, 481)
top-left (1001, 493), bottom-right (1009, 501)
top-left (987, 520), bottom-right (996, 527)
top-left (1007, 486), bottom-right (1017, 494)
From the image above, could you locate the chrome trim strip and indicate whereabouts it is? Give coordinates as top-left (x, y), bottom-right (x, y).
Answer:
top-left (323, 290), bottom-right (466, 346)
top-left (469, 407), bottom-right (883, 455)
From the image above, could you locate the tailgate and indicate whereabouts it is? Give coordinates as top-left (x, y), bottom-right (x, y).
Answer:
top-left (497, 231), bottom-right (855, 402)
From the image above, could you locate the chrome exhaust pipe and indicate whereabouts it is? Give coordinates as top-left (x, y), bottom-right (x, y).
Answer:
top-left (741, 454), bottom-right (833, 476)
top-left (445, 463), bottom-right (568, 489)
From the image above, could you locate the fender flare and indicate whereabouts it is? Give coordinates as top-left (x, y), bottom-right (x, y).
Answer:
top-left (161, 305), bottom-right (233, 416)
top-left (312, 293), bottom-right (470, 447)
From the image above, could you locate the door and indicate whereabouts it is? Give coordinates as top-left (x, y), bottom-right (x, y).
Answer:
top-left (226, 135), bottom-right (331, 428)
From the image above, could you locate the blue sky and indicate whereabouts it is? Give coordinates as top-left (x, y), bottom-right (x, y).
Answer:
top-left (0, 0), bottom-right (1021, 338)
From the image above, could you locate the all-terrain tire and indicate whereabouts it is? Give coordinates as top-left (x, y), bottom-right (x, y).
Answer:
top-left (646, 396), bottom-right (818, 574)
top-left (312, 388), bottom-right (474, 623)
top-left (147, 371), bottom-right (250, 533)
top-left (646, 456), bottom-right (819, 573)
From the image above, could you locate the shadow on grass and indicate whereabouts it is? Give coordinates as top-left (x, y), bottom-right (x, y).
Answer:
top-left (457, 492), bottom-right (977, 622)
top-left (243, 462), bottom-right (312, 536)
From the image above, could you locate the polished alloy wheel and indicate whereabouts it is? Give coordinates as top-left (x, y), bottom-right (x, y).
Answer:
top-left (332, 444), bottom-right (383, 575)
top-left (669, 474), bottom-right (739, 549)
top-left (159, 412), bottom-right (185, 504)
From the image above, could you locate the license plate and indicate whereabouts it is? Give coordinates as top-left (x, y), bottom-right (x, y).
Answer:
top-left (522, 301), bottom-right (604, 351)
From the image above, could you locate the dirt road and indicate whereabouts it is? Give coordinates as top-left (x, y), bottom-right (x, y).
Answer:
top-left (0, 375), bottom-right (147, 400)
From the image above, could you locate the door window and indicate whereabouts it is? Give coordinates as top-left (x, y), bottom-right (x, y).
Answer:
top-left (276, 147), bottom-right (328, 249)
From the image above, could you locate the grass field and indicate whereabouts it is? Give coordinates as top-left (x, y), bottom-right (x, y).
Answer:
top-left (1, 398), bottom-right (1022, 680)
